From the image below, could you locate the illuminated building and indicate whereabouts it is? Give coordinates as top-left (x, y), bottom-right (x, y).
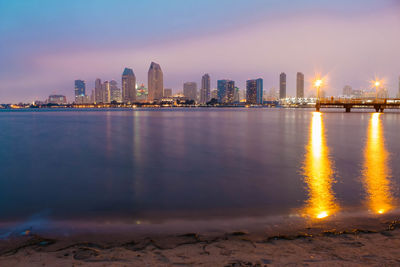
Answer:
top-left (48, 95), bottom-right (67, 104)
top-left (296, 72), bottom-right (304, 98)
top-left (234, 87), bottom-right (240, 103)
top-left (74, 80), bottom-right (86, 102)
top-left (122, 68), bottom-right (136, 103)
top-left (164, 88), bottom-right (172, 97)
top-left (246, 78), bottom-right (263, 104)
top-left (148, 62), bottom-right (163, 101)
top-left (103, 81), bottom-right (111, 103)
top-left (362, 113), bottom-right (394, 214)
top-left (279, 72), bottom-right (286, 99)
top-left (110, 80), bottom-right (122, 102)
top-left (95, 78), bottom-right (103, 103)
top-left (200, 74), bottom-right (211, 104)
top-left (217, 80), bottom-right (235, 104)
top-left (211, 89), bottom-right (218, 100)
top-left (303, 112), bottom-right (338, 219)
top-left (75, 95), bottom-right (90, 104)
top-left (136, 84), bottom-right (148, 102)
top-left (183, 82), bottom-right (197, 101)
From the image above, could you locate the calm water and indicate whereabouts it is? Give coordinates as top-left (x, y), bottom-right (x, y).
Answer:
top-left (1, 108), bottom-right (400, 225)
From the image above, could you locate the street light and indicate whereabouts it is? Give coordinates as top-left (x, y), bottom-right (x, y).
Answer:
top-left (314, 79), bottom-right (323, 100)
top-left (314, 79), bottom-right (323, 112)
top-left (373, 80), bottom-right (381, 100)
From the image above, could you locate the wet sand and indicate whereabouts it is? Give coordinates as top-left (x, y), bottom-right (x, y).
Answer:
top-left (1, 216), bottom-right (400, 266)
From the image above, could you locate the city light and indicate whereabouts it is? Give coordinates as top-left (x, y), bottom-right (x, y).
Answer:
top-left (314, 79), bottom-right (323, 88)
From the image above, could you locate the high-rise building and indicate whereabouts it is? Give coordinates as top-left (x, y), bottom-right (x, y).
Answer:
top-left (217, 80), bottom-right (235, 104)
top-left (234, 87), bottom-right (240, 103)
top-left (200, 74), bottom-right (211, 104)
top-left (279, 73), bottom-right (286, 99)
top-left (95, 78), bottom-right (103, 103)
top-left (122, 68), bottom-right (136, 103)
top-left (343, 85), bottom-right (353, 97)
top-left (246, 78), bottom-right (263, 104)
top-left (74, 80), bottom-right (86, 102)
top-left (164, 88), bottom-right (172, 97)
top-left (211, 89), bottom-right (218, 100)
top-left (183, 82), bottom-right (197, 101)
top-left (103, 81), bottom-right (111, 103)
top-left (148, 62), bottom-right (163, 101)
top-left (110, 80), bottom-right (121, 102)
top-left (296, 72), bottom-right (304, 98)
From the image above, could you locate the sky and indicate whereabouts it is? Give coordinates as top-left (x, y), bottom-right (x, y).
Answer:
top-left (0, 0), bottom-right (400, 103)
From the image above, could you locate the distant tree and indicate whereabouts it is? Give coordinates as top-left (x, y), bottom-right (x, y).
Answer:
top-left (207, 98), bottom-right (219, 105)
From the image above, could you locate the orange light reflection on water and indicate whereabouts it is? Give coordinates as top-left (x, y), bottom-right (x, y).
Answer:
top-left (363, 113), bottom-right (394, 214)
top-left (303, 112), bottom-right (338, 219)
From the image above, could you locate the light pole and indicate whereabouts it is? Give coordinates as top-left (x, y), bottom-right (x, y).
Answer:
top-left (374, 81), bottom-right (380, 100)
top-left (314, 79), bottom-right (323, 111)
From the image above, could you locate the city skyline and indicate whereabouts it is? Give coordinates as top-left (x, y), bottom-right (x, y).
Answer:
top-left (1, 0), bottom-right (400, 102)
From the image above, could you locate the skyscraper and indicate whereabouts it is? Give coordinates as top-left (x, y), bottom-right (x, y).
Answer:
top-left (122, 68), bottom-right (136, 103)
top-left (296, 72), bottom-right (304, 98)
top-left (217, 80), bottom-right (235, 104)
top-left (234, 87), bottom-right (240, 103)
top-left (110, 80), bottom-right (121, 102)
top-left (279, 73), bottom-right (286, 99)
top-left (74, 80), bottom-right (86, 101)
top-left (103, 81), bottom-right (110, 103)
top-left (200, 74), bottom-right (211, 104)
top-left (95, 78), bottom-right (103, 103)
top-left (246, 78), bottom-right (263, 104)
top-left (148, 62), bottom-right (163, 101)
top-left (183, 82), bottom-right (197, 101)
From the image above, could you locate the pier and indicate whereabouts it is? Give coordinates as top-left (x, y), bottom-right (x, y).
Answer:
top-left (316, 98), bottom-right (400, 112)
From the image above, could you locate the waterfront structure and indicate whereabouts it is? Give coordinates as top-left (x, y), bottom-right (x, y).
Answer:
top-left (343, 85), bottom-right (353, 97)
top-left (200, 74), bottom-right (211, 104)
top-left (103, 81), bottom-right (111, 103)
top-left (279, 73), bottom-right (286, 99)
top-left (74, 80), bottom-right (86, 102)
top-left (296, 72), bottom-right (304, 98)
top-left (110, 80), bottom-right (122, 102)
top-left (217, 80), bottom-right (235, 104)
top-left (183, 82), bottom-right (197, 101)
top-left (95, 78), bottom-right (103, 103)
top-left (246, 78), bottom-right (263, 104)
top-left (148, 62), bottom-right (163, 101)
top-left (48, 95), bottom-right (67, 104)
top-left (164, 88), bottom-right (172, 97)
top-left (121, 68), bottom-right (136, 103)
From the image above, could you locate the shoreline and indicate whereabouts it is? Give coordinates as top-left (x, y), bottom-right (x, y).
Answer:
top-left (1, 215), bottom-right (400, 266)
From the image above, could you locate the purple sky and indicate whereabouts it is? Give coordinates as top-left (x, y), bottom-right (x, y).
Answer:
top-left (1, 0), bottom-right (400, 102)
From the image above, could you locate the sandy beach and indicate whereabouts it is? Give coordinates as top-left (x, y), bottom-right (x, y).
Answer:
top-left (1, 216), bottom-right (400, 266)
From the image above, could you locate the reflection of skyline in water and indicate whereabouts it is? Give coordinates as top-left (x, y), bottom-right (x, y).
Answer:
top-left (303, 112), bottom-right (338, 219)
top-left (363, 113), bottom-right (394, 214)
